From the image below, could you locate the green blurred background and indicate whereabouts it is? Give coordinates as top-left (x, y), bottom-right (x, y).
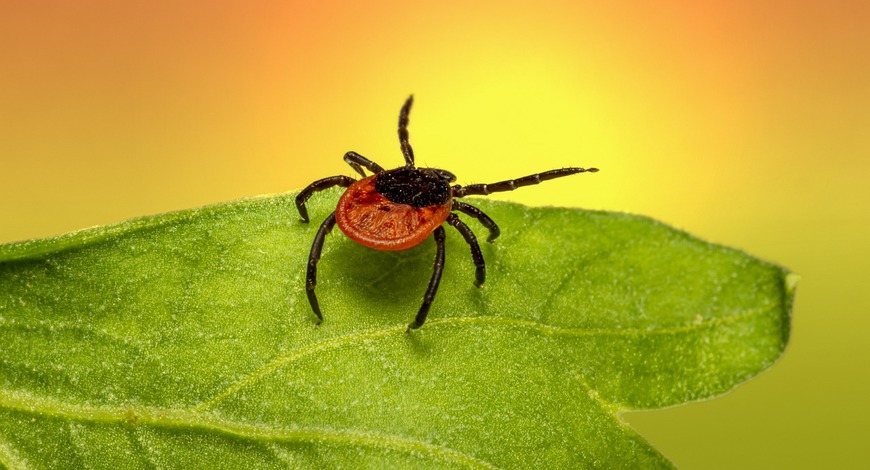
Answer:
top-left (1, 1), bottom-right (867, 468)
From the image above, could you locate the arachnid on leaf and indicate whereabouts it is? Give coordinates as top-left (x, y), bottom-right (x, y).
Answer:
top-left (296, 95), bottom-right (598, 331)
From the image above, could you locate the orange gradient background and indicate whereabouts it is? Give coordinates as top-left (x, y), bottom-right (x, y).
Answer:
top-left (2, 1), bottom-right (868, 468)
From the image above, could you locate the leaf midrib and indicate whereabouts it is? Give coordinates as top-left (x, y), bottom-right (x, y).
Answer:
top-left (200, 303), bottom-right (777, 409)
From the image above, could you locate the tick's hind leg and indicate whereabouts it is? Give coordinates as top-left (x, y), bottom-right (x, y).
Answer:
top-left (447, 213), bottom-right (485, 287)
top-left (344, 151), bottom-right (385, 178)
top-left (452, 200), bottom-right (500, 242)
top-left (295, 176), bottom-right (355, 222)
top-left (407, 226), bottom-right (446, 332)
top-left (306, 212), bottom-right (337, 325)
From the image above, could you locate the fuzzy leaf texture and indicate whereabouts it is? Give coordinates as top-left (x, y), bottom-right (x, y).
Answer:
top-left (0, 190), bottom-right (795, 469)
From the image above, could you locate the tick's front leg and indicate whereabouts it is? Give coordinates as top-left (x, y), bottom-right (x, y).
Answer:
top-left (295, 176), bottom-right (355, 222)
top-left (343, 151), bottom-right (385, 178)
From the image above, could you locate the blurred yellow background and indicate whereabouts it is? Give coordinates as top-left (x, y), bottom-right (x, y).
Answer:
top-left (1, 1), bottom-right (867, 467)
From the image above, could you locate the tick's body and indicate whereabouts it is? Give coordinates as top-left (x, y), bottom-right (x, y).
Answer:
top-left (337, 169), bottom-right (453, 251)
top-left (296, 96), bottom-right (597, 331)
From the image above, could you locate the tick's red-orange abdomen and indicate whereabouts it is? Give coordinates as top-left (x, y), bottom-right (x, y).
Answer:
top-left (336, 175), bottom-right (452, 251)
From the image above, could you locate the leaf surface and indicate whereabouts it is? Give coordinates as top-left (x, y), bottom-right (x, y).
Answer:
top-left (0, 190), bottom-right (795, 468)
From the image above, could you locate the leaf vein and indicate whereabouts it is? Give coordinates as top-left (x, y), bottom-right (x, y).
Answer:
top-left (0, 390), bottom-right (496, 469)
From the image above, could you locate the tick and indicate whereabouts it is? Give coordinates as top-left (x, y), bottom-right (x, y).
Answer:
top-left (296, 96), bottom-right (598, 332)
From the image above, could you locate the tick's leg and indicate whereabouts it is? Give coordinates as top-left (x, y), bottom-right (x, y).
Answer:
top-left (452, 200), bottom-right (500, 242)
top-left (407, 226), bottom-right (446, 332)
top-left (306, 212), bottom-right (337, 326)
top-left (452, 167), bottom-right (598, 197)
top-left (295, 176), bottom-right (355, 223)
top-left (447, 213), bottom-right (485, 287)
top-left (398, 95), bottom-right (415, 168)
top-left (344, 151), bottom-right (385, 178)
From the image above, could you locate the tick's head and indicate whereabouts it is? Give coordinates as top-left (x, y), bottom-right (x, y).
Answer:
top-left (431, 168), bottom-right (457, 183)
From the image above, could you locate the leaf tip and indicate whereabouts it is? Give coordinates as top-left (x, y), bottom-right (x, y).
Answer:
top-left (785, 272), bottom-right (800, 295)
top-left (778, 271), bottom-right (800, 350)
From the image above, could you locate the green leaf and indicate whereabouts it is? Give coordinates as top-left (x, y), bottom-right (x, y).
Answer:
top-left (0, 189), bottom-right (794, 468)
